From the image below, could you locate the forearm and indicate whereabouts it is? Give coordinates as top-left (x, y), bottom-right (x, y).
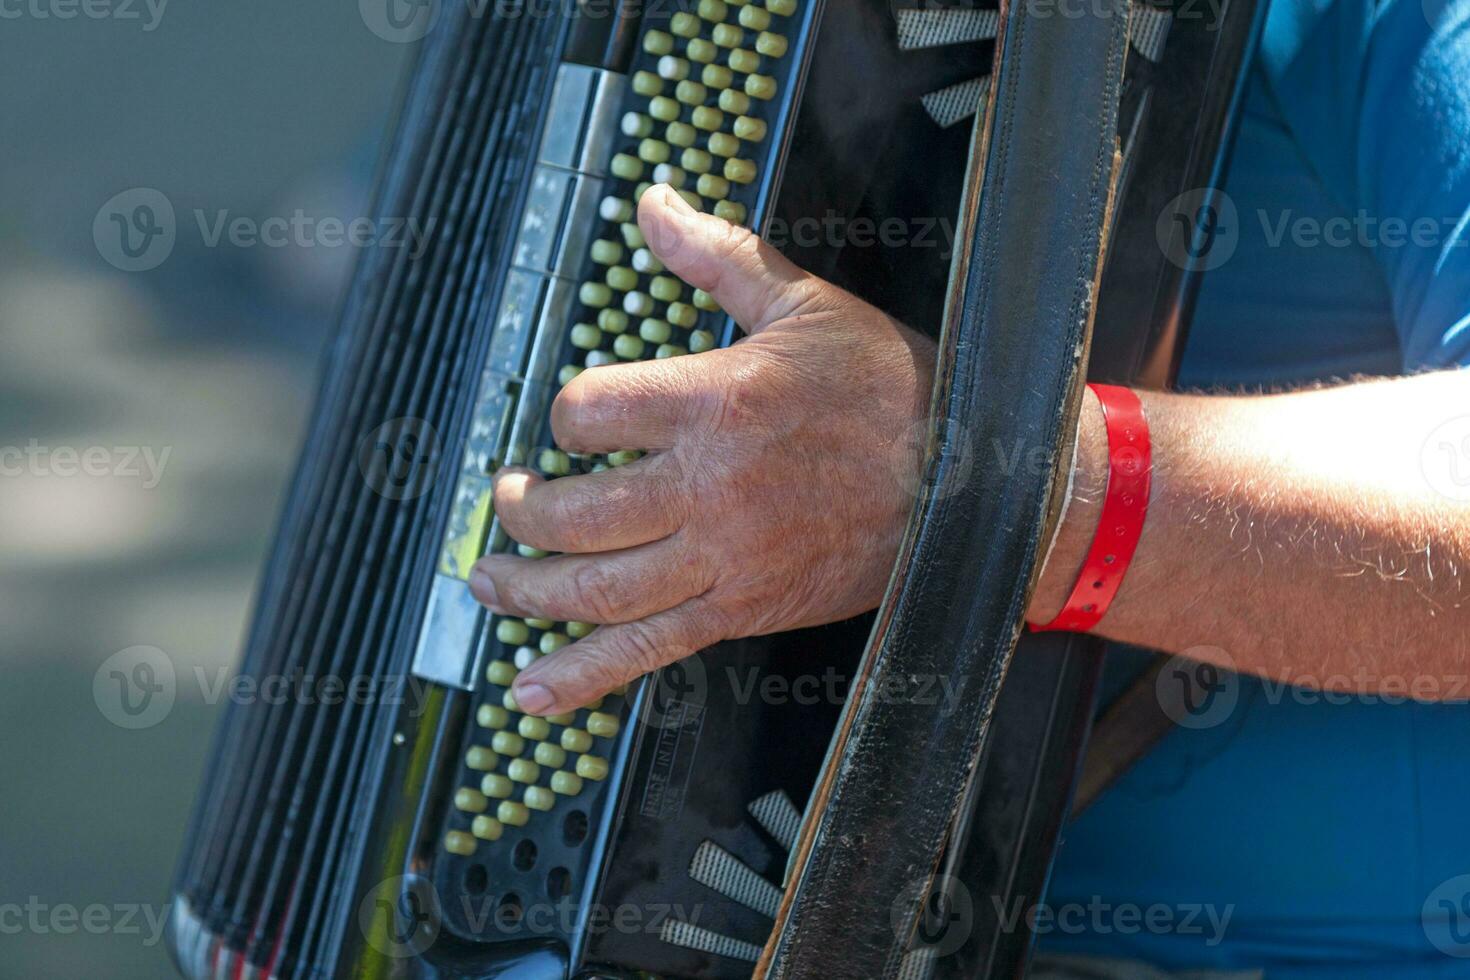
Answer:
top-left (1028, 370), bottom-right (1470, 694)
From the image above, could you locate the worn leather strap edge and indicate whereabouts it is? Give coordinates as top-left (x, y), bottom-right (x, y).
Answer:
top-left (757, 0), bottom-right (1132, 975)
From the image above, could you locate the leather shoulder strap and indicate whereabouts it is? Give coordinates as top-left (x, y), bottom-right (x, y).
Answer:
top-left (757, 2), bottom-right (1132, 975)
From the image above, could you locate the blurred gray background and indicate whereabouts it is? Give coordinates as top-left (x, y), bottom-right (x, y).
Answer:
top-left (0, 4), bottom-right (412, 976)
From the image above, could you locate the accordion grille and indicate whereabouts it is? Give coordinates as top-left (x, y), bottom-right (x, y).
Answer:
top-left (169, 6), bottom-right (564, 977)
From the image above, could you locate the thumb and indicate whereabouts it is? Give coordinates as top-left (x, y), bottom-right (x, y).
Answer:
top-left (636, 183), bottom-right (827, 334)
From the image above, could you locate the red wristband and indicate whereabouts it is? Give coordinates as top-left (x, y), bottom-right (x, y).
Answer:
top-left (1028, 383), bottom-right (1152, 633)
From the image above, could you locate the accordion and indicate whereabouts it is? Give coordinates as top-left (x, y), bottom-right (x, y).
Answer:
top-left (168, 1), bottom-right (1261, 977)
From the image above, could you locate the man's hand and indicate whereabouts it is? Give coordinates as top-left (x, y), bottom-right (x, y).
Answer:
top-left (469, 185), bottom-right (936, 716)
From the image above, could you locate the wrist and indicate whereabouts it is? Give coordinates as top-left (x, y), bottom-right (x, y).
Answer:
top-left (1026, 384), bottom-right (1111, 624)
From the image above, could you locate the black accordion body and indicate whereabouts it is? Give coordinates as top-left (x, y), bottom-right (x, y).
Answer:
top-left (168, 1), bottom-right (1262, 977)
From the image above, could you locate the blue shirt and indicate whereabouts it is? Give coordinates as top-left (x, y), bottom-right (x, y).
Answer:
top-left (1043, 0), bottom-right (1470, 974)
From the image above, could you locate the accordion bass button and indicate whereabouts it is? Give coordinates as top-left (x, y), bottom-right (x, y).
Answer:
top-left (697, 173), bottom-right (731, 199)
top-left (576, 755), bottom-right (611, 781)
top-left (766, 0), bottom-right (798, 16)
top-left (508, 759), bottom-right (541, 784)
top-left (637, 139), bottom-right (672, 165)
top-left (621, 112), bottom-right (653, 138)
top-left (465, 747), bottom-right (500, 771)
top-left (552, 771), bottom-right (585, 796)
top-left (698, 0), bottom-right (728, 20)
top-left (619, 221), bottom-right (646, 250)
top-left (670, 11), bottom-right (701, 37)
top-left (640, 319), bottom-right (672, 344)
top-left (599, 196), bottom-right (634, 224)
top-left (714, 199), bottom-right (747, 225)
top-left (495, 619), bottom-right (529, 646)
top-left (744, 74), bottom-right (777, 101)
top-left (631, 248), bottom-right (665, 274)
top-left (492, 731), bottom-right (526, 756)
top-left (702, 64), bottom-right (734, 90)
top-left (519, 716), bottom-right (552, 741)
top-left (718, 88), bottom-right (751, 115)
top-left (728, 47), bottom-right (759, 73)
top-left (590, 238), bottom-right (624, 265)
top-left (502, 688), bottom-right (521, 712)
top-left (547, 710), bottom-right (577, 725)
top-left (643, 30), bottom-right (674, 55)
top-left (561, 728), bottom-right (593, 753)
top-left (691, 106), bottom-right (724, 132)
top-left (481, 774), bottom-right (514, 799)
top-left (651, 163), bottom-right (686, 189)
top-left (738, 5), bottom-right (771, 29)
top-left (498, 801), bottom-right (531, 827)
top-left (648, 96), bottom-right (680, 123)
top-left (538, 632), bottom-right (569, 656)
top-left (666, 302), bottom-right (698, 328)
top-left (649, 275), bottom-right (682, 302)
top-left (713, 23), bottom-right (744, 48)
top-left (605, 264), bottom-right (637, 291)
top-left (733, 114), bottom-right (767, 142)
top-left (534, 743), bottom-right (567, 768)
top-left (680, 147), bottom-right (712, 174)
top-left (586, 712), bottom-right (620, 738)
top-left (686, 39), bottom-right (718, 64)
top-left (656, 55), bottom-right (691, 82)
top-left (613, 334), bottom-right (646, 360)
top-left (570, 324), bottom-right (602, 351)
top-left (708, 132), bottom-right (740, 158)
top-left (689, 330), bottom-right (717, 354)
top-left (755, 30), bottom-right (788, 58)
top-left (579, 281), bottom-right (613, 309)
top-left (596, 309), bottom-right (629, 334)
top-left (486, 660), bottom-right (518, 687)
top-left (622, 291), bottom-right (654, 317)
top-left (476, 704), bottom-right (510, 729)
top-left (471, 816), bottom-right (504, 841)
top-left (444, 831), bottom-right (477, 856)
top-left (632, 70), bottom-right (663, 97)
top-left (525, 787), bottom-right (556, 812)
top-left (610, 153), bottom-right (644, 181)
top-left (455, 788), bottom-right (489, 813)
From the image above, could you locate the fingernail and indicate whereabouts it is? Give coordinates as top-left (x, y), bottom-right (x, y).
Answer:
top-left (659, 183), bottom-right (695, 216)
top-left (514, 682), bottom-right (554, 715)
top-left (469, 567), bottom-right (501, 611)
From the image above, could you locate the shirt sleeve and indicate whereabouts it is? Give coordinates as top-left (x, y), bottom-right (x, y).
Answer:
top-left (1262, 0), bottom-right (1470, 370)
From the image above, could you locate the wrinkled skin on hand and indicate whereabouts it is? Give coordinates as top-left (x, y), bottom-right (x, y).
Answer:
top-left (470, 184), bottom-right (936, 715)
